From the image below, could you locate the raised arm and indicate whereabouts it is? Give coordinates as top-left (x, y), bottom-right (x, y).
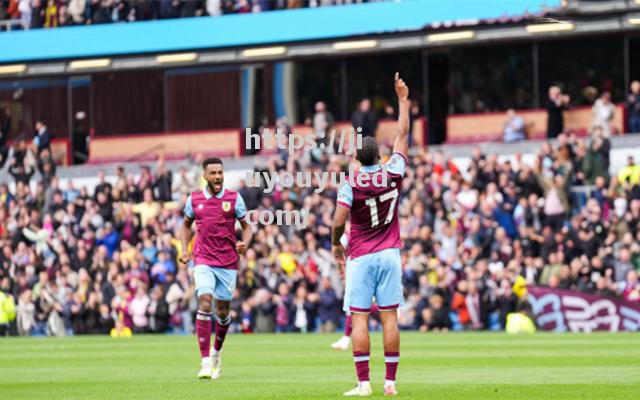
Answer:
top-left (392, 72), bottom-right (410, 157)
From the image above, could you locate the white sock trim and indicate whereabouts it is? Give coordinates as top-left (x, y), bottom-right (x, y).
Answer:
top-left (196, 311), bottom-right (212, 321)
top-left (385, 380), bottom-right (395, 386)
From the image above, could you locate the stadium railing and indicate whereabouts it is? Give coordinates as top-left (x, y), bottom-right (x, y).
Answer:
top-left (0, 19), bottom-right (22, 32)
top-left (87, 129), bottom-right (243, 164)
top-left (85, 118), bottom-right (427, 164)
top-left (5, 138), bottom-right (71, 165)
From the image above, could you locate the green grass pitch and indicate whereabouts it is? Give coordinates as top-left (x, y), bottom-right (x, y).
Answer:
top-left (1, 332), bottom-right (639, 399)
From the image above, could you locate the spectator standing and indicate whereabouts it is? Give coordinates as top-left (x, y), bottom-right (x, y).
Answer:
top-left (582, 132), bottom-right (610, 185)
top-left (581, 86), bottom-right (598, 106)
top-left (18, 0), bottom-right (32, 29)
top-left (546, 86), bottom-right (570, 139)
top-left (33, 119), bottom-right (51, 158)
top-left (622, 270), bottom-right (639, 302)
top-left (71, 111), bottom-right (89, 164)
top-left (8, 157), bottom-right (35, 186)
top-left (254, 289), bottom-right (276, 333)
top-left (43, 0), bottom-right (58, 28)
top-left (180, 0), bottom-right (205, 17)
top-left (495, 279), bottom-right (518, 329)
top-left (5, 0), bottom-right (19, 19)
top-left (132, 188), bottom-right (161, 228)
top-left (154, 160), bottom-right (173, 202)
top-left (503, 108), bottom-right (526, 143)
top-left (16, 290), bottom-right (35, 336)
top-left (451, 281), bottom-right (470, 330)
top-left (534, 167), bottom-right (569, 230)
top-left (37, 148), bottom-right (56, 186)
top-left (30, 0), bottom-right (44, 28)
top-left (94, 169), bottom-right (113, 201)
top-left (147, 286), bottom-right (170, 333)
top-left (206, 0), bottom-right (222, 16)
top-left (351, 98), bottom-right (377, 139)
top-left (423, 294), bottom-right (451, 332)
top-left (617, 155), bottom-right (640, 187)
top-left (89, 0), bottom-right (108, 24)
top-left (274, 282), bottom-right (293, 333)
top-left (614, 248), bottom-right (634, 284)
top-left (0, 285), bottom-right (16, 336)
top-left (313, 101), bottom-right (334, 143)
top-left (465, 280), bottom-right (484, 331)
top-left (129, 285), bottom-right (150, 333)
top-left (67, 0), bottom-right (85, 24)
top-left (592, 91), bottom-right (616, 137)
top-left (626, 80), bottom-right (640, 134)
top-left (317, 277), bottom-right (339, 332)
top-left (292, 286), bottom-right (316, 333)
top-left (137, 165), bottom-right (154, 192)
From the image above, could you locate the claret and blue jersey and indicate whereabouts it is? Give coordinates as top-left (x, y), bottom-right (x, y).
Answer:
top-left (184, 186), bottom-right (247, 300)
top-left (338, 152), bottom-right (407, 312)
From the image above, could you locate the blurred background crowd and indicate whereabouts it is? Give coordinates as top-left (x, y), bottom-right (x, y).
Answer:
top-left (0, 109), bottom-right (639, 336)
top-left (0, 0), bottom-right (377, 30)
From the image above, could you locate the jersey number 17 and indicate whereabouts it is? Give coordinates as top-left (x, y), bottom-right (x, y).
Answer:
top-left (364, 189), bottom-right (399, 228)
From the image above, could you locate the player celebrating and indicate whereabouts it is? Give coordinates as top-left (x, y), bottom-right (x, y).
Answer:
top-left (180, 157), bottom-right (252, 380)
top-left (332, 73), bottom-right (409, 397)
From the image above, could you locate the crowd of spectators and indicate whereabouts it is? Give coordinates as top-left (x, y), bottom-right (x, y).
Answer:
top-left (0, 0), bottom-right (377, 30)
top-left (0, 113), bottom-right (640, 336)
top-left (503, 81), bottom-right (640, 143)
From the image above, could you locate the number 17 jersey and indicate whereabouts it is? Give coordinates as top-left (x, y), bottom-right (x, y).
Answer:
top-left (336, 152), bottom-right (407, 260)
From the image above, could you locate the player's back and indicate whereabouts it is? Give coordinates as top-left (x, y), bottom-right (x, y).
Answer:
top-left (338, 153), bottom-right (406, 259)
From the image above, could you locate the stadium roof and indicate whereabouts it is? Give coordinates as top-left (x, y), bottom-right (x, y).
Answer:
top-left (0, 0), bottom-right (562, 64)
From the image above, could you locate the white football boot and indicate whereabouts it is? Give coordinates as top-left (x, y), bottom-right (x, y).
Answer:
top-left (197, 357), bottom-right (212, 380)
top-left (343, 382), bottom-right (372, 397)
top-left (210, 349), bottom-right (222, 379)
top-left (331, 335), bottom-right (351, 350)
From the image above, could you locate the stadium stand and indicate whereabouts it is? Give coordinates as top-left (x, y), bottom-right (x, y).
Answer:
top-left (0, 0), bottom-right (388, 32)
top-left (1, 0), bottom-right (639, 337)
top-left (0, 126), bottom-right (639, 335)
top-left (446, 105), bottom-right (627, 144)
top-left (87, 129), bottom-right (244, 163)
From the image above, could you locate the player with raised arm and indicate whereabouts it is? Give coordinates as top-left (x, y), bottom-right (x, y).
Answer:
top-left (332, 73), bottom-right (410, 397)
top-left (180, 157), bottom-right (253, 380)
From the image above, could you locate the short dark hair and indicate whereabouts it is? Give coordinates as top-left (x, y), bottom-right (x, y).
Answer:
top-left (202, 157), bottom-right (223, 169)
top-left (356, 137), bottom-right (379, 166)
